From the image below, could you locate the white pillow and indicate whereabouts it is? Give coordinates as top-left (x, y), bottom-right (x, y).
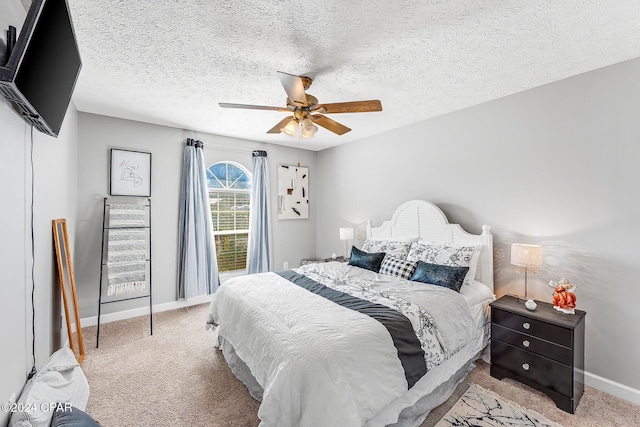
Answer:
top-left (466, 246), bottom-right (482, 283)
top-left (361, 237), bottom-right (416, 259)
top-left (9, 347), bottom-right (89, 427)
top-left (460, 280), bottom-right (494, 307)
top-left (406, 241), bottom-right (481, 285)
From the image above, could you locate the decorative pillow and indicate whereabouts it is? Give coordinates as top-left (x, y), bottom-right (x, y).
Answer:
top-left (50, 405), bottom-right (100, 427)
top-left (466, 246), bottom-right (482, 283)
top-left (348, 246), bottom-right (386, 272)
top-left (8, 347), bottom-right (89, 427)
top-left (406, 241), bottom-right (480, 285)
top-left (410, 261), bottom-right (469, 292)
top-left (361, 238), bottom-right (415, 259)
top-left (379, 255), bottom-right (417, 280)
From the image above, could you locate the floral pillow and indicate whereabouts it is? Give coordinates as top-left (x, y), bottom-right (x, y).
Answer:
top-left (362, 238), bottom-right (415, 259)
top-left (406, 241), bottom-right (480, 285)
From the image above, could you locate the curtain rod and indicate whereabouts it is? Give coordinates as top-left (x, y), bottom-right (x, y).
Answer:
top-left (194, 138), bottom-right (259, 154)
top-left (186, 138), bottom-right (203, 148)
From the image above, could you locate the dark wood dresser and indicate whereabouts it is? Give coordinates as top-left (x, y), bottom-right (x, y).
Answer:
top-left (490, 295), bottom-right (586, 413)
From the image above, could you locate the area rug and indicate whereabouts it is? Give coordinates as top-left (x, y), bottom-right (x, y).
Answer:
top-left (435, 384), bottom-right (563, 427)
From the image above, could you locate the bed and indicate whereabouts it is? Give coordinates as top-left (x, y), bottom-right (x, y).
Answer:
top-left (207, 200), bottom-right (494, 427)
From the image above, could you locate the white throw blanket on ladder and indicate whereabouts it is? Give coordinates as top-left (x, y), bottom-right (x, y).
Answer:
top-left (107, 204), bottom-right (147, 296)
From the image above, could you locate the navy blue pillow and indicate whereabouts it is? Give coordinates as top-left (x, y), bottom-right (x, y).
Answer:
top-left (348, 246), bottom-right (386, 272)
top-left (49, 405), bottom-right (100, 427)
top-left (410, 261), bottom-right (469, 292)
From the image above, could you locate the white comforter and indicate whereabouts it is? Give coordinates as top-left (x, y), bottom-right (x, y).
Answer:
top-left (207, 262), bottom-right (476, 427)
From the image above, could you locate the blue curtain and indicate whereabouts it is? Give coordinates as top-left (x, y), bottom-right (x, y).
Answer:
top-left (247, 150), bottom-right (272, 274)
top-left (177, 139), bottom-right (219, 298)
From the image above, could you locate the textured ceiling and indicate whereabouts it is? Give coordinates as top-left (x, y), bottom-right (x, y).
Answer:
top-left (61, 0), bottom-right (640, 150)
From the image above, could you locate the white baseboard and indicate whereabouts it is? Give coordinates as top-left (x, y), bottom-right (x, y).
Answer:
top-left (80, 295), bottom-right (213, 327)
top-left (582, 369), bottom-right (640, 406)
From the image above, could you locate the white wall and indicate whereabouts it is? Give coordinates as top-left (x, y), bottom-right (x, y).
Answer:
top-left (0, 1), bottom-right (79, 418)
top-left (315, 57), bottom-right (640, 400)
top-left (75, 113), bottom-right (317, 317)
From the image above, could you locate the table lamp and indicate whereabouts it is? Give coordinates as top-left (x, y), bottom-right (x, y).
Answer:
top-left (339, 227), bottom-right (354, 259)
top-left (511, 243), bottom-right (544, 309)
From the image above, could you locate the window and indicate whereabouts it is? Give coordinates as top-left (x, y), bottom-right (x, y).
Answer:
top-left (206, 161), bottom-right (251, 274)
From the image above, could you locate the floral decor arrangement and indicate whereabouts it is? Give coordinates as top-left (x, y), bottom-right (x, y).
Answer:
top-left (548, 278), bottom-right (576, 314)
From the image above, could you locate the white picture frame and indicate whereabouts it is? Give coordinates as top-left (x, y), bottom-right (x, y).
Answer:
top-left (277, 164), bottom-right (309, 219)
top-left (109, 148), bottom-right (152, 197)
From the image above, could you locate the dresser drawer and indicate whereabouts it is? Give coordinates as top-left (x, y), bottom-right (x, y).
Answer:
top-left (492, 324), bottom-right (572, 365)
top-left (491, 340), bottom-right (573, 397)
top-left (492, 308), bottom-right (571, 347)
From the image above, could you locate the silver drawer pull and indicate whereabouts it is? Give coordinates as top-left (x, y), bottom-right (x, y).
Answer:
top-left (522, 340), bottom-right (530, 347)
top-left (522, 363), bottom-right (530, 371)
top-left (522, 322), bottom-right (531, 330)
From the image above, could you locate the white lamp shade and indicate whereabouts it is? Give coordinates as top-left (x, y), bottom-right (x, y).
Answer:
top-left (300, 118), bottom-right (318, 138)
top-left (339, 227), bottom-right (354, 240)
top-left (301, 124), bottom-right (318, 138)
top-left (511, 243), bottom-right (544, 267)
top-left (281, 119), bottom-right (299, 136)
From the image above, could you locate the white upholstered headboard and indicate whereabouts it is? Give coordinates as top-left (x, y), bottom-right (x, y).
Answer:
top-left (366, 200), bottom-right (494, 292)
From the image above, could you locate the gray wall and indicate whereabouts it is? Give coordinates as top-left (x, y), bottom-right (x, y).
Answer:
top-left (76, 113), bottom-right (317, 317)
top-left (316, 58), bottom-right (640, 393)
top-left (0, 3), bottom-right (79, 419)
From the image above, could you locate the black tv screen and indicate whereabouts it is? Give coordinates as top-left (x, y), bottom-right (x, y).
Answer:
top-left (0, 0), bottom-right (81, 137)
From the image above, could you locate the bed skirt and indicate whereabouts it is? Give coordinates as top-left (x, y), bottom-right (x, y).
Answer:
top-left (217, 334), bottom-right (264, 402)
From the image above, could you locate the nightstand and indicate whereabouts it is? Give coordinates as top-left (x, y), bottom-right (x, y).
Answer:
top-left (490, 295), bottom-right (586, 413)
top-left (323, 256), bottom-right (347, 263)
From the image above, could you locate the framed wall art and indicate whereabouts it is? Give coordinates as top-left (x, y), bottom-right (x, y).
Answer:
top-left (109, 148), bottom-right (151, 197)
top-left (277, 164), bottom-right (308, 219)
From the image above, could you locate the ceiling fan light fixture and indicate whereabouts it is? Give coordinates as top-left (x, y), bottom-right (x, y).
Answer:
top-left (281, 119), bottom-right (299, 136)
top-left (220, 71), bottom-right (382, 137)
top-left (300, 118), bottom-right (313, 131)
top-left (301, 118), bottom-right (318, 138)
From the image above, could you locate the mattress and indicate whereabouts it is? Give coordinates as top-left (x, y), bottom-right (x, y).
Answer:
top-left (461, 280), bottom-right (494, 340)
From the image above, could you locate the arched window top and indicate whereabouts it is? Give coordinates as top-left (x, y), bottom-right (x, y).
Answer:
top-left (207, 161), bottom-right (251, 191)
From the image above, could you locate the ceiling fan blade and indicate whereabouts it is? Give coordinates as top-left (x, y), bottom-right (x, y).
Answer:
top-left (267, 116), bottom-right (295, 134)
top-left (277, 71), bottom-right (308, 107)
top-left (309, 114), bottom-right (351, 135)
top-left (313, 100), bottom-right (382, 114)
top-left (219, 102), bottom-right (290, 112)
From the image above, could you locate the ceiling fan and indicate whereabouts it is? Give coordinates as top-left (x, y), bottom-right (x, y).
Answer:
top-left (219, 71), bottom-right (382, 138)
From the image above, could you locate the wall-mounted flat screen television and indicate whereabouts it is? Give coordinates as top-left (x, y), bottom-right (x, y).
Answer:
top-left (0, 0), bottom-right (82, 138)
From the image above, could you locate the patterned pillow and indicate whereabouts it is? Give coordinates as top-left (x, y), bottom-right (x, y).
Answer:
top-left (410, 261), bottom-right (469, 292)
top-left (362, 238), bottom-right (415, 259)
top-left (348, 246), bottom-right (386, 272)
top-left (379, 255), bottom-right (417, 280)
top-left (406, 241), bottom-right (480, 285)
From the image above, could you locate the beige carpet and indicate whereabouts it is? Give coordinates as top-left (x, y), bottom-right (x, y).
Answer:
top-left (81, 303), bottom-right (640, 427)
